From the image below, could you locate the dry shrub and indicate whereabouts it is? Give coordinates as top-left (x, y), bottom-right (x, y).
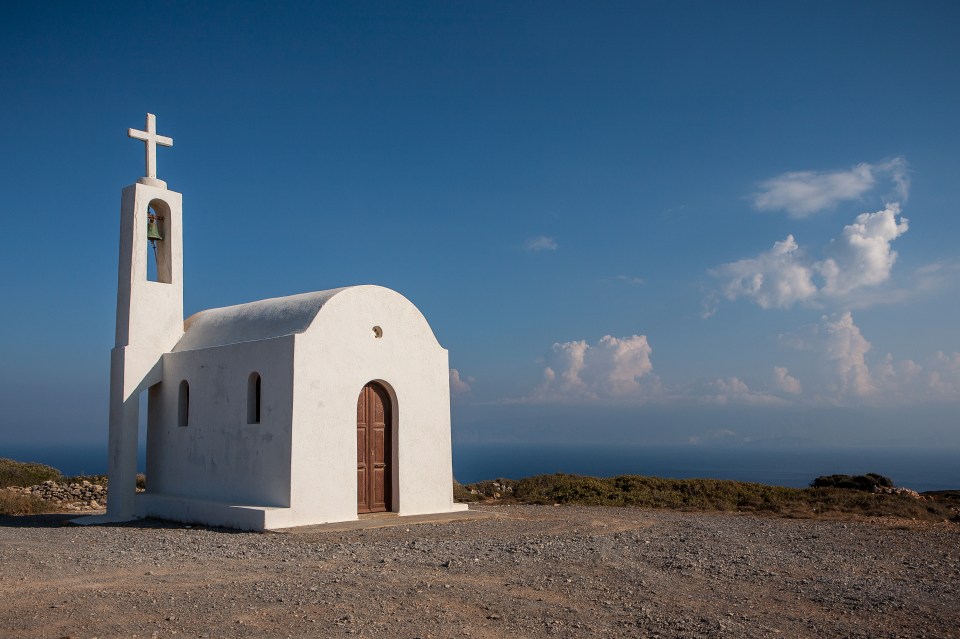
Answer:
top-left (471, 473), bottom-right (960, 523)
top-left (0, 489), bottom-right (60, 515)
top-left (62, 474), bottom-right (108, 486)
top-left (0, 458), bottom-right (61, 488)
top-left (453, 479), bottom-right (482, 502)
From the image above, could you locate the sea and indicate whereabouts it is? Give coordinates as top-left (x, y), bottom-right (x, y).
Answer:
top-left (3, 442), bottom-right (958, 492)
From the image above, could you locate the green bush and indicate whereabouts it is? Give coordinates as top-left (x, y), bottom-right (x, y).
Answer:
top-left (465, 472), bottom-right (957, 522)
top-left (810, 473), bottom-right (894, 491)
top-left (513, 473), bottom-right (803, 512)
top-left (0, 458), bottom-right (61, 488)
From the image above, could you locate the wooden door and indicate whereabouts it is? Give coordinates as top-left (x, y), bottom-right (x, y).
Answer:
top-left (357, 382), bottom-right (392, 513)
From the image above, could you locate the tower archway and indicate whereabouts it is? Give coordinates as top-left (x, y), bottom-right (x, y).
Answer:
top-left (146, 198), bottom-right (172, 283)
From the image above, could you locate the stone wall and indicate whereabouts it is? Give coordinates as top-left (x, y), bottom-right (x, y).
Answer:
top-left (5, 480), bottom-right (107, 511)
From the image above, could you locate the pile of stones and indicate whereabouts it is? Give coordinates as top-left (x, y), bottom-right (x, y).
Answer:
top-left (469, 480), bottom-right (516, 499)
top-left (874, 485), bottom-right (922, 499)
top-left (6, 480), bottom-right (107, 511)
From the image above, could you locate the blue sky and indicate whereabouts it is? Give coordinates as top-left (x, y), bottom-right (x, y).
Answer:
top-left (1, 1), bottom-right (958, 448)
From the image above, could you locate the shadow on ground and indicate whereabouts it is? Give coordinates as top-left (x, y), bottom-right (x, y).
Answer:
top-left (0, 513), bottom-right (250, 533)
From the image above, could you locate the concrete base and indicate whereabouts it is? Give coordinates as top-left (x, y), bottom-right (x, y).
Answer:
top-left (136, 494), bottom-right (292, 531)
top-left (276, 506), bottom-right (488, 534)
top-left (135, 493), bottom-right (472, 532)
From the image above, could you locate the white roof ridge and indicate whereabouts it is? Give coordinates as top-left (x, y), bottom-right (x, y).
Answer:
top-left (174, 287), bottom-right (352, 352)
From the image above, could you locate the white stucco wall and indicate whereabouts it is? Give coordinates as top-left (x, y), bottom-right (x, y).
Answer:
top-left (97, 165), bottom-right (462, 530)
top-left (133, 285), bottom-right (461, 530)
top-left (288, 285), bottom-right (458, 526)
top-left (115, 184), bottom-right (183, 352)
top-left (107, 183), bottom-right (185, 520)
top-left (144, 336), bottom-right (294, 507)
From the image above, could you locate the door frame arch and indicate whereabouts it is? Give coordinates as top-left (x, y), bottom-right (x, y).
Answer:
top-left (356, 380), bottom-right (398, 514)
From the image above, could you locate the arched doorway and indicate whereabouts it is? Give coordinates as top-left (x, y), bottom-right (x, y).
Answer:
top-left (357, 382), bottom-right (392, 513)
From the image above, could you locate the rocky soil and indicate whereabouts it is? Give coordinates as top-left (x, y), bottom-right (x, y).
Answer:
top-left (0, 505), bottom-right (958, 638)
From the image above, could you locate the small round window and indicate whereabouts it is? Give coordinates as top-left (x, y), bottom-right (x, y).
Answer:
top-left (372, 326), bottom-right (383, 338)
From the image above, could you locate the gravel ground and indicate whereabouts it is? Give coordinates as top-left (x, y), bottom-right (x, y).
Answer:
top-left (0, 505), bottom-right (958, 638)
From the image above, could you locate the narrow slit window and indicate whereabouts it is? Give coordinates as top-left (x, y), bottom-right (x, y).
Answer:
top-left (178, 380), bottom-right (190, 427)
top-left (247, 372), bottom-right (261, 424)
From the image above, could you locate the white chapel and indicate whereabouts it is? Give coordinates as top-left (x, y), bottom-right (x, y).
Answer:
top-left (94, 114), bottom-right (465, 530)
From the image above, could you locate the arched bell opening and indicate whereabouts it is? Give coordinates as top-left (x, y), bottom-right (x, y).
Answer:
top-left (146, 198), bottom-right (173, 283)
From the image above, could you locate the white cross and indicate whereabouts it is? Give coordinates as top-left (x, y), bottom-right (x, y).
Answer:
top-left (128, 113), bottom-right (173, 180)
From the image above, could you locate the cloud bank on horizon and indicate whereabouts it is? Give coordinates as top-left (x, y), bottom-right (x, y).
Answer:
top-left (474, 157), bottom-right (959, 411)
top-left (786, 312), bottom-right (960, 403)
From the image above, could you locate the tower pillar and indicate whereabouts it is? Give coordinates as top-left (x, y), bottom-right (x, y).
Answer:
top-left (106, 182), bottom-right (184, 519)
top-left (77, 113), bottom-right (181, 524)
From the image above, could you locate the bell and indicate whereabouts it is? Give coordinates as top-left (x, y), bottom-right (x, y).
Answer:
top-left (147, 220), bottom-right (163, 242)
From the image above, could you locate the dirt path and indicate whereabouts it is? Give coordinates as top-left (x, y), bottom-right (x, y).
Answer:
top-left (1, 505), bottom-right (958, 638)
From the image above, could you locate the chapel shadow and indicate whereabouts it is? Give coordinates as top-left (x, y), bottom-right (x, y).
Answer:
top-left (0, 513), bottom-right (79, 528)
top-left (0, 513), bottom-right (251, 533)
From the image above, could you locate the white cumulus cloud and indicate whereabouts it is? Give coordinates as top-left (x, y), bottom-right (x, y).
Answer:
top-left (773, 367), bottom-right (802, 394)
top-left (873, 351), bottom-right (960, 401)
top-left (524, 235), bottom-right (558, 252)
top-left (821, 312), bottom-right (875, 396)
top-left (926, 352), bottom-right (960, 398)
top-left (817, 203), bottom-right (909, 296)
top-left (449, 368), bottom-right (472, 394)
top-left (709, 204), bottom-right (909, 312)
top-left (532, 334), bottom-right (656, 401)
top-left (783, 314), bottom-right (960, 404)
top-left (752, 157), bottom-right (909, 218)
top-left (701, 377), bottom-right (784, 406)
top-left (711, 235), bottom-right (817, 309)
top-left (873, 354), bottom-right (923, 392)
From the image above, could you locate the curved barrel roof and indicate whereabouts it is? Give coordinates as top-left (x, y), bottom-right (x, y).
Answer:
top-left (174, 288), bottom-right (348, 352)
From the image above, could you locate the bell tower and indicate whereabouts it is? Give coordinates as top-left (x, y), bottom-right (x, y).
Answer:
top-left (106, 113), bottom-right (184, 519)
